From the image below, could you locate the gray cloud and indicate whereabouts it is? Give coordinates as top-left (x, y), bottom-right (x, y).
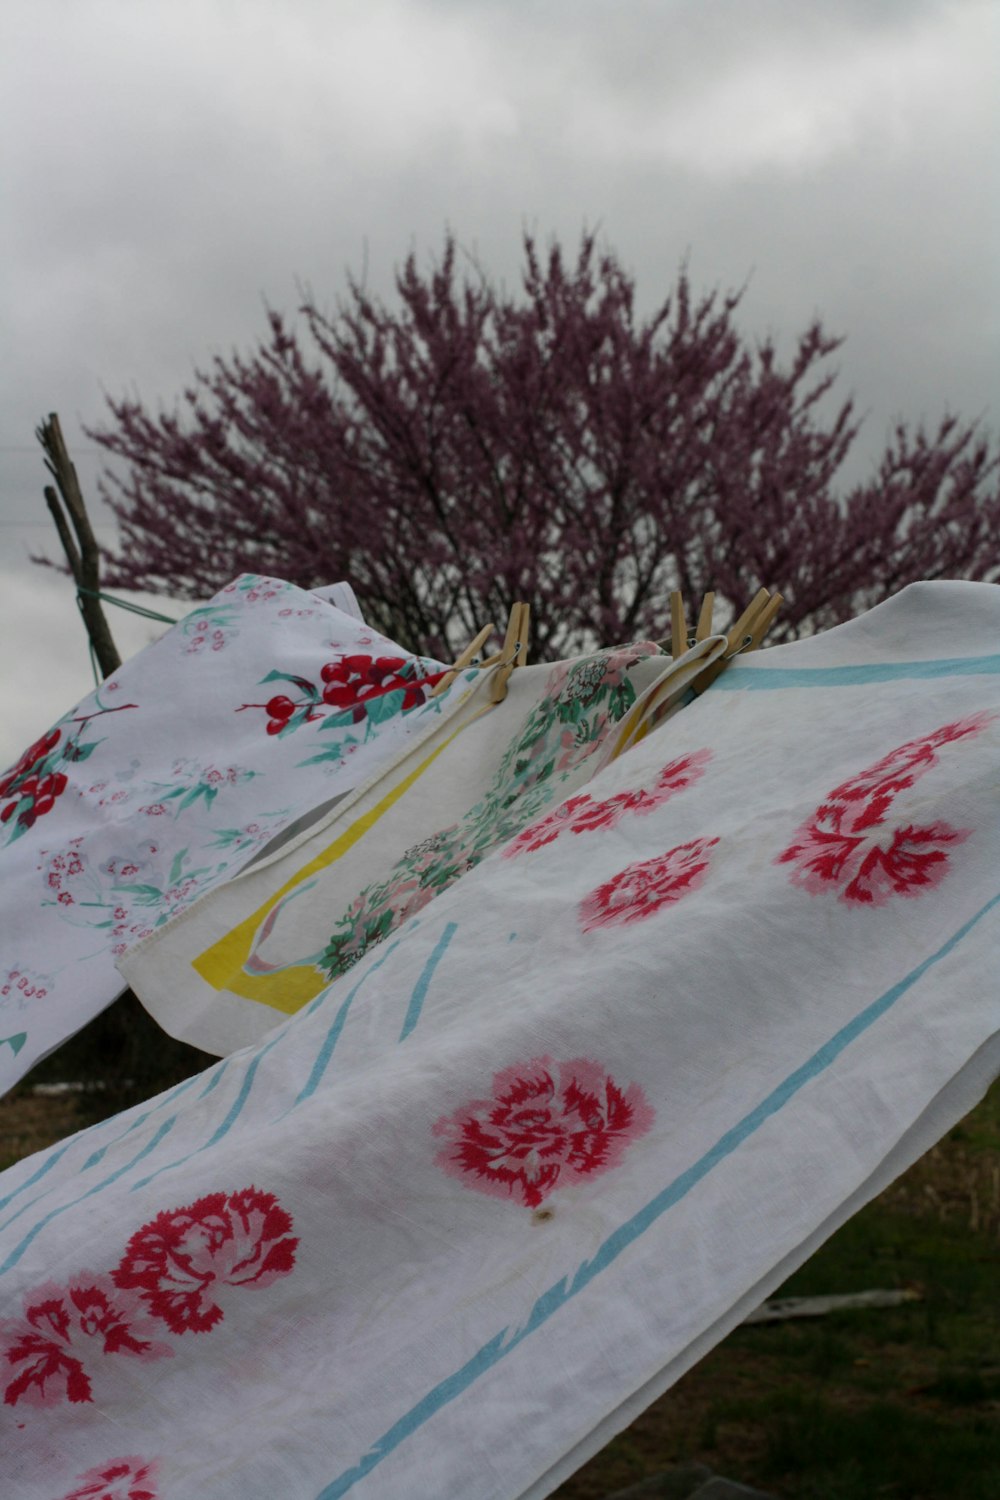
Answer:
top-left (1, 0), bottom-right (996, 759)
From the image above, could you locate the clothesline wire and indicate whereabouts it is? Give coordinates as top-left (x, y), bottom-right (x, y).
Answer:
top-left (76, 585), bottom-right (179, 625)
top-left (75, 587), bottom-right (179, 687)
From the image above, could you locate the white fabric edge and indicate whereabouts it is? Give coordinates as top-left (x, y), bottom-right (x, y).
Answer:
top-left (519, 1031), bottom-right (1000, 1500)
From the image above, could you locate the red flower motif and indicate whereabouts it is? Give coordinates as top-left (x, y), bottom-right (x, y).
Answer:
top-left (776, 716), bottom-right (989, 905)
top-left (779, 812), bottom-right (970, 907)
top-left (502, 794), bottom-right (595, 856)
top-left (320, 654), bottom-right (440, 719)
top-left (579, 838), bottom-right (718, 932)
top-left (57, 1455), bottom-right (159, 1500)
top-left (0, 1277), bottom-right (172, 1409)
top-left (112, 1187), bottom-right (298, 1335)
top-left (433, 1056), bottom-right (654, 1208)
top-left (504, 750), bottom-right (712, 859)
top-left (826, 713), bottom-right (992, 829)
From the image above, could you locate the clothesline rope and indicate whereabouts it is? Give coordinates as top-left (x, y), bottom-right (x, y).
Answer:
top-left (76, 585), bottom-right (179, 626)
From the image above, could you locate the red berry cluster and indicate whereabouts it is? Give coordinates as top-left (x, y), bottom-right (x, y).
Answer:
top-left (0, 729), bottom-right (69, 831)
top-left (320, 655), bottom-right (440, 722)
top-left (0, 728), bottom-right (60, 797)
top-left (264, 694), bottom-right (303, 735)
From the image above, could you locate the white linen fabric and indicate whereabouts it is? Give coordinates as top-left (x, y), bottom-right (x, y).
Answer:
top-left (0, 581), bottom-right (998, 1500)
top-left (0, 574), bottom-right (462, 1091)
top-left (121, 637), bottom-right (712, 1055)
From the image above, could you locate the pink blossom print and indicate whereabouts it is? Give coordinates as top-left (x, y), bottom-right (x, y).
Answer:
top-left (56, 1455), bottom-right (159, 1500)
top-left (434, 1056), bottom-right (654, 1209)
top-left (0, 1276), bottom-right (172, 1409)
top-left (504, 749), bottom-right (712, 859)
top-left (112, 1186), bottom-right (298, 1335)
top-left (579, 837), bottom-right (719, 932)
top-left (777, 715), bottom-right (991, 906)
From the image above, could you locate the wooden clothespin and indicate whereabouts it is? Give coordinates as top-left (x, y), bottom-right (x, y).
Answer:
top-left (430, 622), bottom-right (496, 697)
top-left (489, 601), bottom-right (531, 704)
top-left (694, 591), bottom-right (716, 643)
top-left (669, 592), bottom-right (688, 659)
top-left (690, 586), bottom-right (783, 694)
top-left (666, 590), bottom-right (716, 656)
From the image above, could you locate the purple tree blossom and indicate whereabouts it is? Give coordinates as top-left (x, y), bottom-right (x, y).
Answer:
top-left (79, 232), bottom-right (999, 658)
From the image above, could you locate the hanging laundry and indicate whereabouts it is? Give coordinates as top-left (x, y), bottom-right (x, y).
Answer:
top-left (1, 581), bottom-right (997, 1500)
top-left (122, 636), bottom-right (700, 1054)
top-left (0, 574), bottom-right (464, 1092)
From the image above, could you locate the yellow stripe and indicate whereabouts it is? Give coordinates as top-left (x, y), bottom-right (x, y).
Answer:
top-left (191, 706), bottom-right (492, 1015)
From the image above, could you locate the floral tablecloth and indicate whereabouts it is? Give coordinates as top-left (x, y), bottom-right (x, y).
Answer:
top-left (1, 581), bottom-right (998, 1500)
top-left (0, 575), bottom-right (461, 1091)
top-left (122, 640), bottom-right (688, 1054)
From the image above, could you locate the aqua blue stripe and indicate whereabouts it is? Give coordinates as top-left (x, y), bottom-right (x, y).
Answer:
top-left (130, 1038), bottom-right (283, 1192)
top-left (399, 923), bottom-right (458, 1041)
top-left (288, 940), bottom-right (402, 1111)
top-left (0, 1140), bottom-right (76, 1215)
top-left (0, 1117), bottom-right (177, 1277)
top-left (82, 1069), bottom-right (212, 1172)
top-left (0, 1068), bottom-right (218, 1229)
top-left (716, 652), bottom-right (1000, 691)
top-left (316, 885), bottom-right (1000, 1498)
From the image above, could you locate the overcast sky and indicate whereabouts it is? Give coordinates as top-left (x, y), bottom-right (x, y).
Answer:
top-left (2, 0), bottom-right (997, 769)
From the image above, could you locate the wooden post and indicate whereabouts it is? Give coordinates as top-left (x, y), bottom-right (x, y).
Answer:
top-left (37, 412), bottom-right (122, 679)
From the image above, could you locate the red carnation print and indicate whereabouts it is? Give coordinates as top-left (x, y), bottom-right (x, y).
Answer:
top-left (579, 837), bottom-right (718, 932)
top-left (502, 793), bottom-right (595, 856)
top-left (825, 713), bottom-right (993, 829)
top-left (112, 1186), bottom-right (298, 1335)
top-left (777, 715), bottom-right (990, 905)
top-left (57, 1455), bottom-right (159, 1500)
top-left (780, 810), bottom-right (970, 907)
top-left (0, 1276), bottom-right (172, 1409)
top-left (433, 1056), bottom-right (654, 1208)
top-left (504, 750), bottom-right (712, 859)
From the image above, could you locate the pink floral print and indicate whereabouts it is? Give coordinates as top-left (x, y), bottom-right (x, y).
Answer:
top-left (0, 1276), bottom-right (172, 1409)
top-left (504, 750), bottom-right (712, 859)
top-left (434, 1056), bottom-right (654, 1209)
top-left (579, 838), bottom-right (719, 932)
top-left (57, 1455), bottom-right (159, 1500)
top-left (777, 714), bottom-right (990, 906)
top-left (113, 1186), bottom-right (299, 1335)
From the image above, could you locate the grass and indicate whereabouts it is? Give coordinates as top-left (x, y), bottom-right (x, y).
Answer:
top-left (1, 1065), bottom-right (997, 1499)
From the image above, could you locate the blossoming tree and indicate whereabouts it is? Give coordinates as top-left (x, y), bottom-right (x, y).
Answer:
top-left (83, 232), bottom-right (1000, 658)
